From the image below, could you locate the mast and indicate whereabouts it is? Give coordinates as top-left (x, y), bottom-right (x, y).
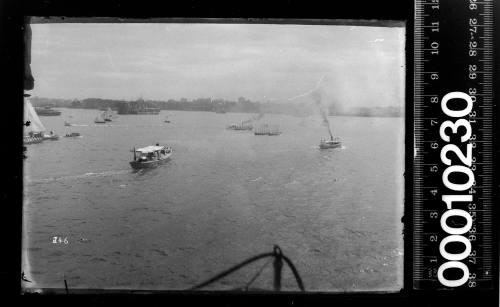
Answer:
top-left (24, 96), bottom-right (46, 134)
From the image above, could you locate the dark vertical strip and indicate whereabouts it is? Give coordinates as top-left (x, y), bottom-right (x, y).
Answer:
top-left (492, 0), bottom-right (499, 302)
top-left (0, 0), bottom-right (24, 297)
top-left (24, 17), bottom-right (34, 91)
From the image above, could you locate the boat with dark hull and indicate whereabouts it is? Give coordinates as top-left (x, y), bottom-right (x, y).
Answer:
top-left (254, 124), bottom-right (269, 135)
top-left (94, 113), bottom-right (106, 123)
top-left (254, 124), bottom-right (281, 136)
top-left (104, 108), bottom-right (113, 121)
top-left (130, 145), bottom-right (173, 169)
top-left (319, 137), bottom-right (341, 149)
top-left (227, 121), bottom-right (253, 131)
top-left (43, 132), bottom-right (59, 141)
top-left (24, 132), bottom-right (44, 145)
top-left (65, 132), bottom-right (81, 138)
top-left (24, 97), bottom-right (59, 144)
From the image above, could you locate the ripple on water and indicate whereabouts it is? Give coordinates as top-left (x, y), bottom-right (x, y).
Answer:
top-left (151, 248), bottom-right (169, 256)
top-left (111, 232), bottom-right (125, 238)
top-left (131, 207), bottom-right (148, 212)
top-left (89, 257), bottom-right (107, 263)
top-left (24, 113), bottom-right (403, 291)
top-left (49, 250), bottom-right (65, 257)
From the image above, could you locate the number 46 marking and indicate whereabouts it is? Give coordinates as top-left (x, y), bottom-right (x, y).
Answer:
top-left (52, 236), bottom-right (69, 244)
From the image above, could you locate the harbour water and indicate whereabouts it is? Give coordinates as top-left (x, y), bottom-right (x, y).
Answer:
top-left (23, 108), bottom-right (404, 292)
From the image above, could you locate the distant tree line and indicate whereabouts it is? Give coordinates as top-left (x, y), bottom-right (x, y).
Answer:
top-left (29, 96), bottom-right (265, 114)
top-left (29, 96), bottom-right (403, 117)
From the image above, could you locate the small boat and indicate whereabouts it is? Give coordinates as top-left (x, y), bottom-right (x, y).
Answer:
top-left (227, 121), bottom-right (253, 131)
top-left (319, 137), bottom-right (341, 149)
top-left (94, 114), bottom-right (106, 123)
top-left (65, 132), bottom-right (81, 137)
top-left (254, 124), bottom-right (281, 135)
top-left (130, 144), bottom-right (172, 169)
top-left (24, 132), bottom-right (44, 145)
top-left (104, 108), bottom-right (113, 122)
top-left (64, 120), bottom-right (72, 126)
top-left (164, 115), bottom-right (171, 123)
top-left (254, 124), bottom-right (269, 135)
top-left (24, 97), bottom-right (46, 145)
top-left (267, 125), bottom-right (282, 136)
top-left (43, 131), bottom-right (59, 141)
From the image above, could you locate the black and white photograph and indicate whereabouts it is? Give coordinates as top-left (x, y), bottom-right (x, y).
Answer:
top-left (22, 20), bottom-right (406, 292)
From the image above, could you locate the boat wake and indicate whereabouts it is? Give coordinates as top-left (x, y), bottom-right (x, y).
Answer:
top-left (29, 169), bottom-right (130, 183)
top-left (93, 124), bottom-right (131, 128)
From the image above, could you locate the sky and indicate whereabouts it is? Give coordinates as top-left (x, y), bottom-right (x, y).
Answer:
top-left (30, 22), bottom-right (405, 109)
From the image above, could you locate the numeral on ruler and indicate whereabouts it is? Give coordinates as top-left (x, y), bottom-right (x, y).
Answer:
top-left (413, 0), bottom-right (494, 289)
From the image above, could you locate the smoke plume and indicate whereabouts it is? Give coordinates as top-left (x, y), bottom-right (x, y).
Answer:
top-left (252, 109), bottom-right (265, 121)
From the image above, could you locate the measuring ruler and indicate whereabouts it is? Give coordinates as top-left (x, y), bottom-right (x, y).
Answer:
top-left (413, 0), bottom-right (494, 289)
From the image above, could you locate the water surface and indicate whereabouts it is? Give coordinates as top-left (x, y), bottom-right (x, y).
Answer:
top-left (23, 109), bottom-right (404, 292)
